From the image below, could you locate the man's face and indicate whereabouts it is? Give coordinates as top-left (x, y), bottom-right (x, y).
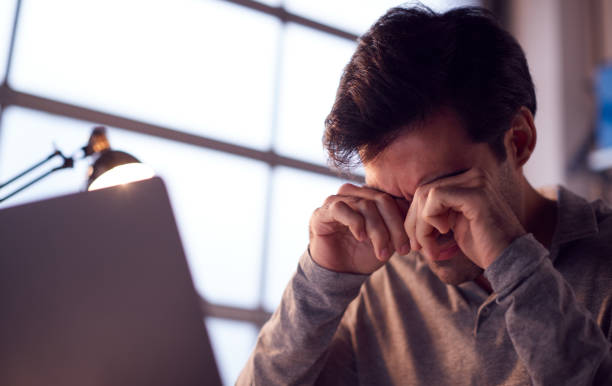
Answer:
top-left (363, 109), bottom-right (520, 285)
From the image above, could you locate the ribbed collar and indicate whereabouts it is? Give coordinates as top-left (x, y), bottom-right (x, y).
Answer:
top-left (549, 186), bottom-right (599, 261)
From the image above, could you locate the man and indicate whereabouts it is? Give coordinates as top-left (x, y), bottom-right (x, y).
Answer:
top-left (238, 5), bottom-right (612, 385)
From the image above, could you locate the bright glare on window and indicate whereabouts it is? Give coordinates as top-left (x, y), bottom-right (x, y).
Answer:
top-left (206, 317), bottom-right (258, 385)
top-left (264, 166), bottom-right (346, 310)
top-left (0, 0), bottom-right (16, 81)
top-left (11, 0), bottom-right (280, 150)
top-left (275, 24), bottom-right (356, 165)
top-left (0, 107), bottom-right (92, 210)
top-left (284, 0), bottom-right (481, 35)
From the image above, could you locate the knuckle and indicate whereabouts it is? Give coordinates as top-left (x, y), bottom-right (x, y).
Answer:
top-left (414, 186), bottom-right (427, 201)
top-left (358, 199), bottom-right (376, 212)
top-left (311, 207), bottom-right (326, 223)
top-left (328, 199), bottom-right (342, 212)
top-left (426, 187), bottom-right (440, 203)
top-left (419, 209), bottom-right (430, 221)
top-left (373, 229), bottom-right (390, 243)
top-left (312, 207), bottom-right (321, 219)
top-left (377, 192), bottom-right (395, 207)
top-left (337, 183), bottom-right (355, 195)
top-left (353, 214), bottom-right (365, 227)
top-left (323, 195), bottom-right (338, 207)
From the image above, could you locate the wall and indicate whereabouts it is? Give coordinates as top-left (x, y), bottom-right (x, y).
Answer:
top-left (510, 0), bottom-right (565, 189)
top-left (509, 0), bottom-right (612, 200)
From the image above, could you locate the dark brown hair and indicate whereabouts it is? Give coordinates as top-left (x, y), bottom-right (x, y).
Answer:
top-left (324, 5), bottom-right (536, 169)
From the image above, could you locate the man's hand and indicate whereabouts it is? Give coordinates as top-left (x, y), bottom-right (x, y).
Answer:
top-left (404, 168), bottom-right (526, 268)
top-left (309, 183), bottom-right (411, 274)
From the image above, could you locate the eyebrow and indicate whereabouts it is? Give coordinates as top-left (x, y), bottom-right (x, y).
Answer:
top-left (365, 168), bottom-right (470, 200)
top-left (418, 168), bottom-right (470, 186)
top-left (364, 185), bottom-right (407, 200)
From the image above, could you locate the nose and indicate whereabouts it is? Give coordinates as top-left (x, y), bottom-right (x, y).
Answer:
top-left (435, 230), bottom-right (455, 246)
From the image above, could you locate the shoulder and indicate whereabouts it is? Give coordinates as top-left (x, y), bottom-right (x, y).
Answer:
top-left (556, 190), bottom-right (612, 261)
top-left (591, 199), bottom-right (612, 231)
top-left (555, 187), bottom-right (612, 246)
top-left (555, 188), bottom-right (612, 306)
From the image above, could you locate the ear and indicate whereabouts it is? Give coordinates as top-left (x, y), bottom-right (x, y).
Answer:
top-left (504, 106), bottom-right (536, 168)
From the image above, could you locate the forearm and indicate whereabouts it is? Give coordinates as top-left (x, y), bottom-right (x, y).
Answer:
top-left (237, 250), bottom-right (367, 386)
top-left (485, 234), bottom-right (611, 385)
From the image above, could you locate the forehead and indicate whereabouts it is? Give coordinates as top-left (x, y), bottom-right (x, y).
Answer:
top-left (363, 110), bottom-right (492, 196)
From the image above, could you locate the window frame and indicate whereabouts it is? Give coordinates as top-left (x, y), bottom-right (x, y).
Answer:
top-left (0, 0), bottom-right (365, 328)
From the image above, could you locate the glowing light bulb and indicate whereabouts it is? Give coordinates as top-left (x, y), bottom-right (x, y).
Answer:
top-left (88, 163), bottom-right (155, 191)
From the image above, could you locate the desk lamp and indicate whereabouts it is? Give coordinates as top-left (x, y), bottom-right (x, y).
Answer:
top-left (0, 126), bottom-right (154, 203)
top-left (85, 127), bottom-right (154, 191)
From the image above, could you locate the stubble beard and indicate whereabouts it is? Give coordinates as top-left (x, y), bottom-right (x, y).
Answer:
top-left (419, 249), bottom-right (483, 285)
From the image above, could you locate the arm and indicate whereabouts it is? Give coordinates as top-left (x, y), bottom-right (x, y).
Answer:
top-left (238, 183), bottom-right (411, 385)
top-left (236, 251), bottom-right (367, 386)
top-left (485, 234), bottom-right (612, 385)
top-left (404, 168), bottom-right (612, 384)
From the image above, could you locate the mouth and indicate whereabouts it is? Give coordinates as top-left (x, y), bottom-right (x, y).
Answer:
top-left (432, 231), bottom-right (460, 261)
top-left (434, 242), bottom-right (460, 261)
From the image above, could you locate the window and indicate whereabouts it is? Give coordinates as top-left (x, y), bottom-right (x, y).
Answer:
top-left (10, 0), bottom-right (280, 149)
top-left (0, 1), bottom-right (481, 384)
top-left (264, 166), bottom-right (345, 310)
top-left (275, 24), bottom-right (356, 165)
top-left (0, 0), bottom-right (16, 81)
top-left (284, 0), bottom-right (481, 35)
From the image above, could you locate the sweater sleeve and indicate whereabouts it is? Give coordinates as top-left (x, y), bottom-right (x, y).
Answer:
top-left (236, 250), bottom-right (368, 386)
top-left (484, 234), bottom-right (612, 386)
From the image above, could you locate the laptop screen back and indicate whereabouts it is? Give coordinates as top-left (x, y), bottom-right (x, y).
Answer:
top-left (0, 177), bottom-right (222, 386)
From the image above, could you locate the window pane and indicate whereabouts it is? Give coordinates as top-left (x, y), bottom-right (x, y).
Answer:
top-left (275, 24), bottom-right (356, 165)
top-left (0, 107), bottom-right (268, 308)
top-left (264, 166), bottom-right (346, 310)
top-left (10, 0), bottom-right (280, 150)
top-left (206, 318), bottom-right (258, 386)
top-left (285, 0), bottom-right (481, 35)
top-left (0, 0), bottom-right (16, 80)
top-left (0, 108), bottom-right (93, 208)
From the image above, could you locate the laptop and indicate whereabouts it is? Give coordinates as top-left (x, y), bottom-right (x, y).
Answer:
top-left (0, 177), bottom-right (222, 386)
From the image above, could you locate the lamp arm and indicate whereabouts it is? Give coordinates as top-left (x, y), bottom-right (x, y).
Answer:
top-left (0, 150), bottom-right (74, 204)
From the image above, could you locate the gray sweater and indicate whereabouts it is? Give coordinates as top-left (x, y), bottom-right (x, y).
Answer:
top-left (238, 188), bottom-right (612, 385)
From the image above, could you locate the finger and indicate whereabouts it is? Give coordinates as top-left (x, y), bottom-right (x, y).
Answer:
top-left (448, 209), bottom-right (458, 230)
top-left (422, 188), bottom-right (453, 235)
top-left (354, 199), bottom-right (393, 261)
top-left (312, 196), bottom-right (366, 240)
top-left (419, 167), bottom-right (486, 195)
top-left (416, 208), bottom-right (439, 259)
top-left (404, 193), bottom-right (421, 251)
top-left (371, 194), bottom-right (410, 254)
top-left (337, 183), bottom-right (362, 196)
top-left (422, 186), bottom-right (477, 223)
top-left (327, 200), bottom-right (367, 241)
top-left (339, 183), bottom-right (411, 254)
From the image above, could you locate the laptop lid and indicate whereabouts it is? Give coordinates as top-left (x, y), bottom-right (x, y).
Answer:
top-left (0, 177), bottom-right (222, 386)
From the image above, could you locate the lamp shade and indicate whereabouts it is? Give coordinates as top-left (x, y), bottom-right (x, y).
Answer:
top-left (87, 150), bottom-right (155, 191)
